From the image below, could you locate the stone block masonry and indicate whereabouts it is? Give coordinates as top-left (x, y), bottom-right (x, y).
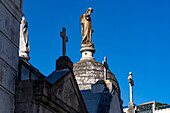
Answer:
top-left (0, 0), bottom-right (23, 113)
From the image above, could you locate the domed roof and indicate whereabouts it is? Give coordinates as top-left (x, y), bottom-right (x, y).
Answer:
top-left (73, 59), bottom-right (121, 98)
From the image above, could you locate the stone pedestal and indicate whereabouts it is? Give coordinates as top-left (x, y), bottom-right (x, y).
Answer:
top-left (56, 56), bottom-right (73, 70)
top-left (19, 51), bottom-right (30, 61)
top-left (80, 47), bottom-right (95, 60)
top-left (127, 102), bottom-right (135, 113)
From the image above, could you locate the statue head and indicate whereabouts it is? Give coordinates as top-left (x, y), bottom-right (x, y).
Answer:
top-left (129, 72), bottom-right (132, 75)
top-left (21, 17), bottom-right (28, 32)
top-left (86, 7), bottom-right (93, 16)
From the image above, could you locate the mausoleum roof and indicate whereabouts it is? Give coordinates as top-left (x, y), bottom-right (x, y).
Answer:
top-left (73, 59), bottom-right (121, 99)
top-left (46, 69), bottom-right (70, 84)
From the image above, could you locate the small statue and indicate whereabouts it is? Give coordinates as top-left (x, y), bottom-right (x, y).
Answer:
top-left (80, 8), bottom-right (94, 48)
top-left (19, 16), bottom-right (30, 61)
top-left (128, 72), bottom-right (134, 86)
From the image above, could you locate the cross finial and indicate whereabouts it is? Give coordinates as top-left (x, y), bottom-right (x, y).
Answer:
top-left (103, 56), bottom-right (108, 80)
top-left (103, 56), bottom-right (108, 69)
top-left (60, 27), bottom-right (68, 56)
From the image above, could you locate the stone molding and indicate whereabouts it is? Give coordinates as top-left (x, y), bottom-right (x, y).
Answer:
top-left (80, 47), bottom-right (95, 60)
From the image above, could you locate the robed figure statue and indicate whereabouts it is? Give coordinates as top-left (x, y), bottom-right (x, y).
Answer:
top-left (19, 16), bottom-right (30, 61)
top-left (80, 8), bottom-right (94, 48)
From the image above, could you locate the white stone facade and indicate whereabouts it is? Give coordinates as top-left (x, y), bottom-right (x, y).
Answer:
top-left (155, 108), bottom-right (170, 113)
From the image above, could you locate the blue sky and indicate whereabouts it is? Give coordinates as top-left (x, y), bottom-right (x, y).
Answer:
top-left (23, 0), bottom-right (170, 106)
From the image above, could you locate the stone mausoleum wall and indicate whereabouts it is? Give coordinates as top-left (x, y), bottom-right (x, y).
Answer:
top-left (0, 0), bottom-right (23, 113)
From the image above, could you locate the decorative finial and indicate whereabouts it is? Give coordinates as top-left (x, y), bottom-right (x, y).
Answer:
top-left (128, 72), bottom-right (134, 103)
top-left (127, 72), bottom-right (135, 112)
top-left (103, 56), bottom-right (108, 80)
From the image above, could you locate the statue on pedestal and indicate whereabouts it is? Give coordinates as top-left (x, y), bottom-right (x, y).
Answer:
top-left (80, 8), bottom-right (94, 48)
top-left (19, 16), bottom-right (30, 61)
top-left (127, 72), bottom-right (135, 113)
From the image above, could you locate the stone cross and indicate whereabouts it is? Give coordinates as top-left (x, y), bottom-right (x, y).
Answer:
top-left (128, 72), bottom-right (134, 103)
top-left (60, 27), bottom-right (68, 56)
top-left (103, 57), bottom-right (108, 80)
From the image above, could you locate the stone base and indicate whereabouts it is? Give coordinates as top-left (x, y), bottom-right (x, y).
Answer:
top-left (56, 56), bottom-right (73, 70)
top-left (127, 102), bottom-right (135, 113)
top-left (19, 51), bottom-right (30, 61)
top-left (81, 43), bottom-right (94, 48)
top-left (80, 47), bottom-right (95, 60)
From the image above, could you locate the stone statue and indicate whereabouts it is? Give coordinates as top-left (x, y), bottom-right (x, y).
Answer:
top-left (127, 72), bottom-right (135, 113)
top-left (19, 16), bottom-right (30, 61)
top-left (80, 8), bottom-right (94, 48)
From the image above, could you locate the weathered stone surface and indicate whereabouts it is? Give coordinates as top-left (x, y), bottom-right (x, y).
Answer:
top-left (2, 0), bottom-right (23, 20)
top-left (16, 72), bottom-right (88, 113)
top-left (78, 84), bottom-right (91, 90)
top-left (15, 80), bottom-right (34, 103)
top-left (73, 59), bottom-right (119, 92)
top-left (76, 76), bottom-right (96, 84)
top-left (15, 80), bottom-right (54, 113)
top-left (0, 90), bottom-right (14, 113)
top-left (0, 59), bottom-right (16, 94)
top-left (56, 56), bottom-right (73, 70)
top-left (0, 34), bottom-right (19, 70)
top-left (0, 1), bottom-right (23, 113)
top-left (0, 3), bottom-right (20, 47)
top-left (8, 0), bottom-right (21, 9)
top-left (17, 58), bottom-right (88, 113)
top-left (38, 105), bottom-right (55, 113)
top-left (15, 102), bottom-right (35, 113)
top-left (50, 72), bottom-right (87, 113)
